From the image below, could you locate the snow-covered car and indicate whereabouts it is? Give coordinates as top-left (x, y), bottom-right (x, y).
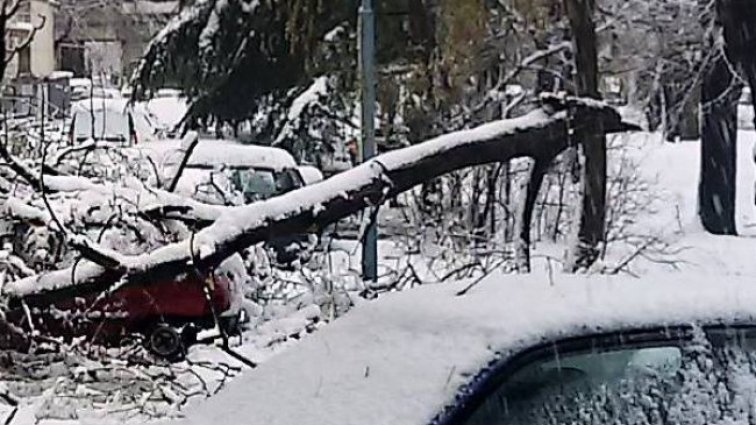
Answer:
top-left (140, 139), bottom-right (315, 264)
top-left (69, 98), bottom-right (159, 144)
top-left (141, 139), bottom-right (306, 204)
top-left (174, 273), bottom-right (756, 425)
top-left (297, 165), bottom-right (325, 185)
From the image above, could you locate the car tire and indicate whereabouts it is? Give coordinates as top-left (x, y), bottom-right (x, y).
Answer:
top-left (145, 323), bottom-right (185, 360)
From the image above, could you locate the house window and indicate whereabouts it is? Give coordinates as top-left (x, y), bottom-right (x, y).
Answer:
top-left (18, 46), bottom-right (31, 75)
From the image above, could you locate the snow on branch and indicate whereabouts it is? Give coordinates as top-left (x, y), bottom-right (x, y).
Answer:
top-left (4, 97), bottom-right (633, 307)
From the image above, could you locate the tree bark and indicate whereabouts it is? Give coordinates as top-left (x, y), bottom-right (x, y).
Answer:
top-left (514, 158), bottom-right (549, 273)
top-left (4, 98), bottom-right (632, 309)
top-left (699, 55), bottom-right (739, 235)
top-left (563, 0), bottom-right (607, 271)
top-left (698, 2), bottom-right (741, 235)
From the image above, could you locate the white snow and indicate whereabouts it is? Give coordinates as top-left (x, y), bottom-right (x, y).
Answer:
top-left (296, 165), bottom-right (324, 185)
top-left (144, 96), bottom-right (189, 130)
top-left (198, 0), bottom-right (227, 53)
top-left (273, 77), bottom-right (330, 146)
top-left (141, 139), bottom-right (298, 171)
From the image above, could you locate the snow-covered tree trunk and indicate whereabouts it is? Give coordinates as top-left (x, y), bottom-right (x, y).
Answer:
top-left (3, 98), bottom-right (633, 309)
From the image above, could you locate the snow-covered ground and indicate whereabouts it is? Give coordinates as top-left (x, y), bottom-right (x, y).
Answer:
top-left (593, 130), bottom-right (756, 277)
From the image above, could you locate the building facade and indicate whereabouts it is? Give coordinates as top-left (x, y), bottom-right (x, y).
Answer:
top-left (55, 0), bottom-right (178, 85)
top-left (6, 0), bottom-right (58, 80)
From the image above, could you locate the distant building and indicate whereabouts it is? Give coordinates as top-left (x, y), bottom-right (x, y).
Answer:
top-left (6, 0), bottom-right (58, 80)
top-left (55, 0), bottom-right (178, 85)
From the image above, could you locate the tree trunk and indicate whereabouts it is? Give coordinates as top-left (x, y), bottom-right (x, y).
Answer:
top-left (698, 2), bottom-right (741, 235)
top-left (699, 55), bottom-right (739, 235)
top-left (718, 0), bottom-right (756, 148)
top-left (514, 159), bottom-right (549, 273)
top-left (563, 0), bottom-right (607, 272)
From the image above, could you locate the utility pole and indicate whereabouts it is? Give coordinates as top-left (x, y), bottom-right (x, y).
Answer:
top-left (359, 0), bottom-right (378, 282)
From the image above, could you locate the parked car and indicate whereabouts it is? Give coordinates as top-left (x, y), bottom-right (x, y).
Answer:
top-left (173, 273), bottom-right (756, 425)
top-left (1, 255), bottom-right (246, 360)
top-left (297, 165), bottom-right (325, 186)
top-left (69, 98), bottom-right (159, 145)
top-left (140, 139), bottom-right (316, 264)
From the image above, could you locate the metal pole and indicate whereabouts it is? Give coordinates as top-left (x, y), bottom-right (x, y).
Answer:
top-left (359, 0), bottom-right (378, 282)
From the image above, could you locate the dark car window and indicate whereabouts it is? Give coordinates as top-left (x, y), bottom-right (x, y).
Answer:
top-left (449, 327), bottom-right (756, 425)
top-left (231, 168), bottom-right (304, 202)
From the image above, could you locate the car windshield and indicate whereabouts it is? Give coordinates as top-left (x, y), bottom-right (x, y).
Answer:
top-left (462, 328), bottom-right (756, 425)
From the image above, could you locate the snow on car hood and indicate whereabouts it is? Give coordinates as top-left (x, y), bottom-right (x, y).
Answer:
top-left (173, 271), bottom-right (756, 425)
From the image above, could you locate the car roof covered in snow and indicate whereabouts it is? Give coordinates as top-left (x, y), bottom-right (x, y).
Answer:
top-left (139, 139), bottom-right (298, 171)
top-left (174, 272), bottom-right (756, 425)
top-left (72, 97), bottom-right (139, 113)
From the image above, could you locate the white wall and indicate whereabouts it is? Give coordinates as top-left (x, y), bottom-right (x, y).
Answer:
top-left (29, 0), bottom-right (56, 78)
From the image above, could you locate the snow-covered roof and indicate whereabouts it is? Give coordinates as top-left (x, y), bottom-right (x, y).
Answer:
top-left (175, 272), bottom-right (756, 425)
top-left (71, 98), bottom-right (132, 113)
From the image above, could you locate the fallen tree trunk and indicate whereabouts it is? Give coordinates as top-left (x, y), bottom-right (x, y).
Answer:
top-left (3, 97), bottom-right (634, 308)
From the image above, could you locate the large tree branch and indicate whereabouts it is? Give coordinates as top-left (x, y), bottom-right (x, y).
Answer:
top-left (3, 98), bottom-right (635, 308)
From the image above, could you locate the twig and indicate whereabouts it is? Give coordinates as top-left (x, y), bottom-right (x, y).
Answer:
top-left (166, 132), bottom-right (199, 193)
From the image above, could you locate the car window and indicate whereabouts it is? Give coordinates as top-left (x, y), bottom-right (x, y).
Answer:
top-left (231, 168), bottom-right (303, 202)
top-left (455, 327), bottom-right (756, 425)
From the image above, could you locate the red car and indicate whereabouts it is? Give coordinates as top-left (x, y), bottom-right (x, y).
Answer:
top-left (2, 261), bottom-right (245, 359)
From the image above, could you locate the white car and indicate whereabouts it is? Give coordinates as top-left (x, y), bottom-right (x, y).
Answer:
top-left (174, 272), bottom-right (756, 425)
top-left (69, 98), bottom-right (159, 144)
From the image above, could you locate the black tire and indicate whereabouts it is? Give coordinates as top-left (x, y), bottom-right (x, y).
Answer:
top-left (145, 323), bottom-right (185, 360)
top-left (181, 324), bottom-right (199, 347)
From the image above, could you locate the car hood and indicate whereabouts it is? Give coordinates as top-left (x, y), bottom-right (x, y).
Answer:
top-left (172, 271), bottom-right (756, 425)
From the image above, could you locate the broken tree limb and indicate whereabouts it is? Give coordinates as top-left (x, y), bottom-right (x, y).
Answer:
top-left (4, 97), bottom-right (635, 308)
top-left (166, 131), bottom-right (200, 193)
top-left (514, 159), bottom-right (550, 273)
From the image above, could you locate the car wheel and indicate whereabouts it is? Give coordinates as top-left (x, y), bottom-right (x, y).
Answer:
top-left (146, 323), bottom-right (184, 360)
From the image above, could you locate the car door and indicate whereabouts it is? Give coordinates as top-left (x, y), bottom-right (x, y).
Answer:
top-left (436, 325), bottom-right (756, 425)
